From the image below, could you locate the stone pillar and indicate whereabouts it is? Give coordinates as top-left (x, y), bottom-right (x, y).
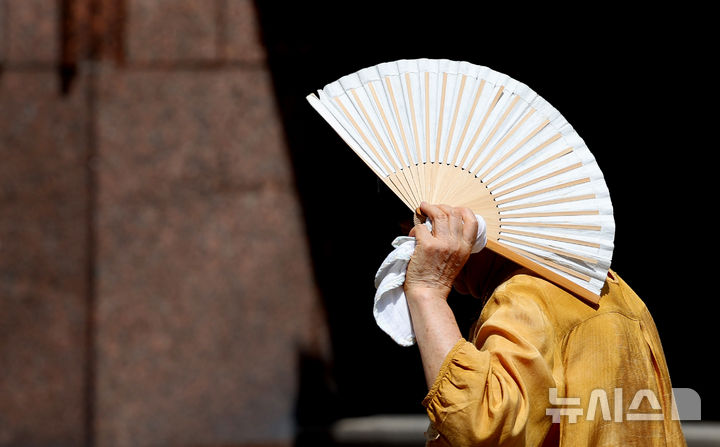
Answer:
top-left (0, 1), bottom-right (329, 446)
top-left (0, 1), bottom-right (89, 445)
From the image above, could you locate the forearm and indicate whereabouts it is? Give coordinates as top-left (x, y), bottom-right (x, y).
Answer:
top-left (406, 287), bottom-right (463, 389)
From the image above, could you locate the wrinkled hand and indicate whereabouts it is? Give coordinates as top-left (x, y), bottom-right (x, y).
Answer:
top-left (404, 202), bottom-right (479, 299)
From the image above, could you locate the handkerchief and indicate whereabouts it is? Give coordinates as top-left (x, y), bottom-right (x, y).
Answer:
top-left (373, 215), bottom-right (487, 346)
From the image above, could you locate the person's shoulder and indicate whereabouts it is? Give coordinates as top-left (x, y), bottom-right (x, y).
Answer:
top-left (485, 270), bottom-right (601, 332)
top-left (483, 270), bottom-right (554, 315)
top-left (495, 270), bottom-right (548, 293)
top-left (492, 270), bottom-right (569, 307)
top-left (598, 269), bottom-right (651, 318)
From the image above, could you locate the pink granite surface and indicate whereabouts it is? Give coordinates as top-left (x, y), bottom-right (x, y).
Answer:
top-left (0, 1), bottom-right (329, 445)
top-left (0, 71), bottom-right (88, 446)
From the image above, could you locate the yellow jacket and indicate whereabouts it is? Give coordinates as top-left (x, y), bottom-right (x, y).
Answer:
top-left (423, 270), bottom-right (686, 446)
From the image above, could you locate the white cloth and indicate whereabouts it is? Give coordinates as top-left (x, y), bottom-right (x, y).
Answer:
top-left (373, 215), bottom-right (487, 346)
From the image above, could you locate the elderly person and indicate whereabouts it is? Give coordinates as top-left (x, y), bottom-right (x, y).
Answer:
top-left (405, 202), bottom-right (686, 446)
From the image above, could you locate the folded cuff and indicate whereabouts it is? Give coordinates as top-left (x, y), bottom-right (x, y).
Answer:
top-left (422, 338), bottom-right (467, 408)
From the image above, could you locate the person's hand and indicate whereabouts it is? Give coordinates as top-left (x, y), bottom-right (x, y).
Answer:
top-left (404, 202), bottom-right (479, 299)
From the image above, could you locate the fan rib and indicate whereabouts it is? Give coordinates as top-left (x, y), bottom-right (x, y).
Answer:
top-left (334, 97), bottom-right (415, 208)
top-left (351, 89), bottom-right (419, 207)
top-left (488, 147), bottom-right (574, 190)
top-left (334, 97), bottom-right (391, 173)
top-left (499, 221), bottom-right (603, 231)
top-left (351, 90), bottom-right (399, 169)
top-left (452, 79), bottom-right (486, 167)
top-left (494, 177), bottom-right (591, 208)
top-left (384, 77), bottom-right (411, 162)
top-left (404, 73), bottom-right (422, 163)
top-left (500, 228), bottom-right (603, 248)
top-left (492, 164), bottom-right (585, 199)
top-left (467, 95), bottom-right (521, 174)
top-left (368, 83), bottom-right (402, 165)
top-left (482, 131), bottom-right (560, 184)
top-left (367, 83), bottom-right (421, 206)
top-left (382, 77), bottom-right (423, 203)
top-left (441, 170), bottom-right (477, 207)
top-left (499, 235), bottom-right (599, 264)
top-left (501, 243), bottom-right (593, 282)
top-left (474, 108), bottom-right (535, 178)
top-left (425, 72), bottom-right (439, 202)
top-left (459, 86), bottom-right (504, 168)
top-left (403, 72), bottom-right (427, 201)
top-left (425, 72), bottom-right (431, 164)
top-left (427, 72), bottom-right (450, 204)
top-left (308, 94), bottom-right (391, 186)
top-left (501, 210), bottom-right (599, 218)
top-left (444, 74), bottom-right (467, 164)
top-left (436, 72), bottom-right (448, 164)
top-left (498, 194), bottom-right (596, 211)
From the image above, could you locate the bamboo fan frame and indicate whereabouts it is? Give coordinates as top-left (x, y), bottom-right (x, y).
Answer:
top-left (307, 60), bottom-right (613, 304)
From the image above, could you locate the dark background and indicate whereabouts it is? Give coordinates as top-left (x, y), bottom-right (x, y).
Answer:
top-left (254, 2), bottom-right (718, 426)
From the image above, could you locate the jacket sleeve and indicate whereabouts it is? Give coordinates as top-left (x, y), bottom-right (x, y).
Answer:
top-left (423, 279), bottom-right (557, 447)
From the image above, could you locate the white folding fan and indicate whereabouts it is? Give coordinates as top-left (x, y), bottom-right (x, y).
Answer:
top-left (306, 59), bottom-right (614, 304)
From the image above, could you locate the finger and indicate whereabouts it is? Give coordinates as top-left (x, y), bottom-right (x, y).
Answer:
top-left (412, 221), bottom-right (432, 243)
top-left (419, 202), bottom-right (450, 238)
top-left (408, 223), bottom-right (426, 237)
top-left (437, 204), bottom-right (463, 239)
top-left (458, 207), bottom-right (479, 246)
